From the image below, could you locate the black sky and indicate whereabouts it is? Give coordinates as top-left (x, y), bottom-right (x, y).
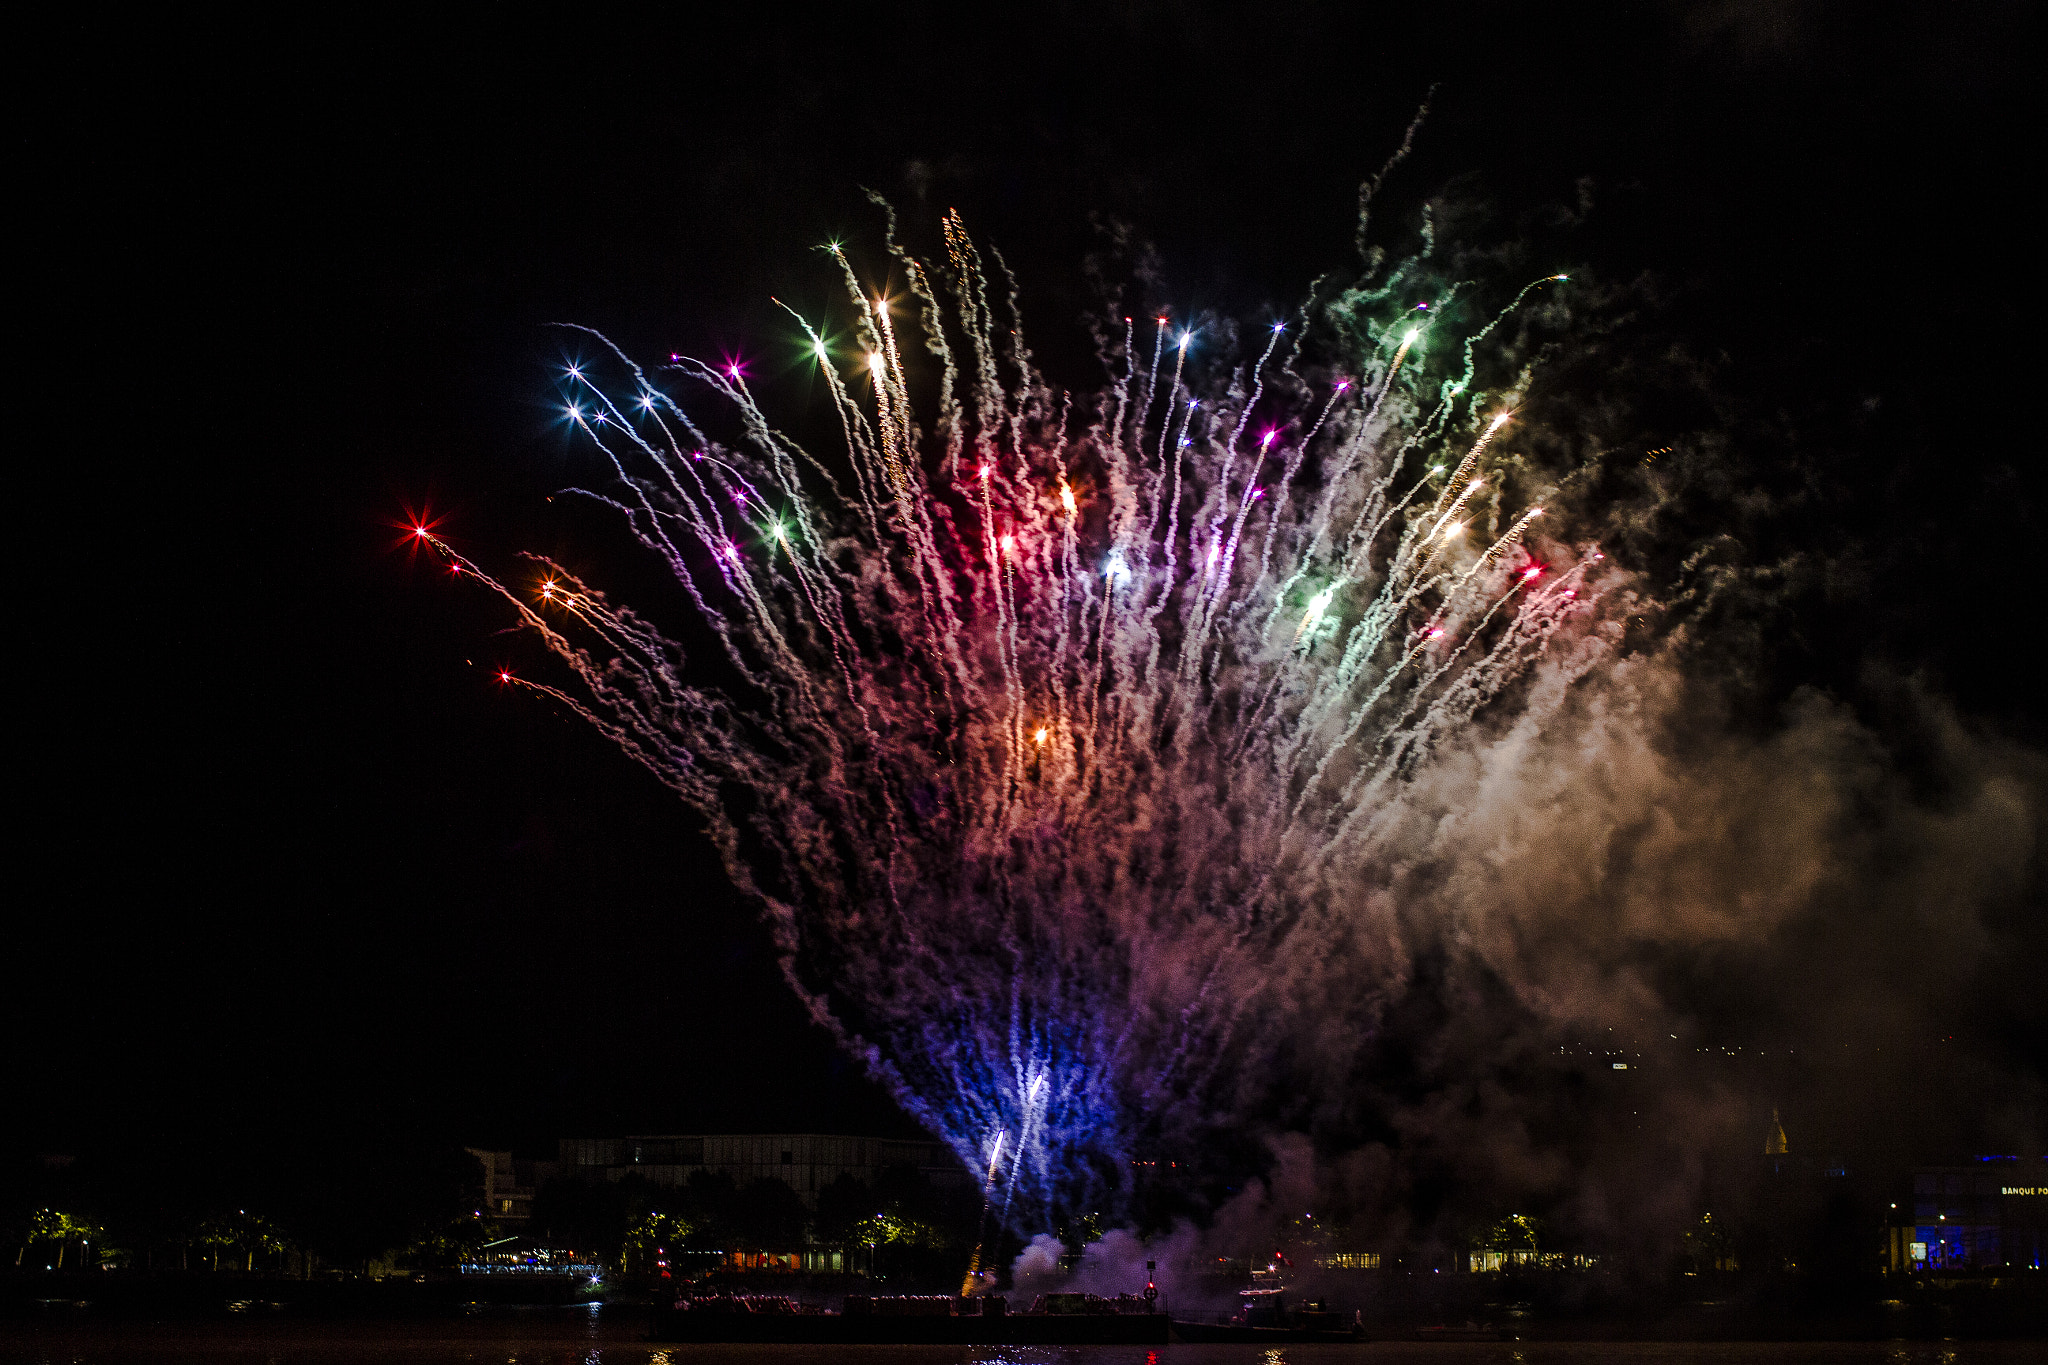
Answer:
top-left (15, 1), bottom-right (2038, 1174)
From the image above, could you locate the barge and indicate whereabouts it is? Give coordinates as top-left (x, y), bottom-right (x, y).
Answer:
top-left (650, 1292), bottom-right (1169, 1345)
top-left (1168, 1287), bottom-right (1366, 1343)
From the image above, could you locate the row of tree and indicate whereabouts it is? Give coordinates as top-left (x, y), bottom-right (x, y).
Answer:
top-left (5, 1143), bottom-right (992, 1284)
top-left (13, 1207), bottom-right (301, 1274)
top-left (3, 1140), bottom-right (493, 1277)
top-left (534, 1165), bottom-right (986, 1282)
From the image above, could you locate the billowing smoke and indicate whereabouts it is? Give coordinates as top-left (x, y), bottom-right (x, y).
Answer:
top-left (433, 174), bottom-right (2043, 1257)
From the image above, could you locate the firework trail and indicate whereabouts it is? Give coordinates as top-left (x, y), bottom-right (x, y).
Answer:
top-left (420, 208), bottom-right (1606, 1233)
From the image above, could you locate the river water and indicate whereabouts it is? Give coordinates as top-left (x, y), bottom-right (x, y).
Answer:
top-left (1, 1321), bottom-right (2041, 1365)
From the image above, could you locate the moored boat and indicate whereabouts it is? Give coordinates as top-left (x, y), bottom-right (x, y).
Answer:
top-left (1169, 1287), bottom-right (1365, 1342)
top-left (649, 1292), bottom-right (1169, 1344)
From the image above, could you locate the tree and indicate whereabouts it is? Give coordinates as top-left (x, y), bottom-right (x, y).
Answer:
top-left (402, 1208), bottom-right (495, 1270)
top-left (289, 1143), bottom-right (486, 1274)
top-left (1684, 1211), bottom-right (1735, 1273)
top-left (733, 1178), bottom-right (808, 1252)
top-left (813, 1172), bottom-right (874, 1251)
top-left (191, 1210), bottom-right (293, 1273)
top-left (1054, 1210), bottom-right (1104, 1258)
top-left (531, 1175), bottom-right (628, 1260)
top-left (842, 1165), bottom-right (978, 1284)
top-left (622, 1209), bottom-right (697, 1279)
top-left (673, 1169), bottom-right (740, 1250)
top-left (26, 1208), bottom-right (104, 1270)
top-left (873, 1163), bottom-right (971, 1250)
top-left (1475, 1214), bottom-right (1545, 1268)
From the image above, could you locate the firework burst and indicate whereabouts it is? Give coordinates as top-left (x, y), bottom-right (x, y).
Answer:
top-left (422, 206), bottom-right (1609, 1232)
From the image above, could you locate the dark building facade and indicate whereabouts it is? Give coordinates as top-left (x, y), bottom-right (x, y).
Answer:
top-left (465, 1148), bottom-right (546, 1225)
top-left (554, 1133), bottom-right (968, 1208)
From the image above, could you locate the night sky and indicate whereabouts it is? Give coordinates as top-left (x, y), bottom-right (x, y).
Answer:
top-left (15, 1), bottom-right (2037, 1187)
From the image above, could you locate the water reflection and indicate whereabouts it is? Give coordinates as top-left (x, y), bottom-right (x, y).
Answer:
top-left (3, 1331), bottom-right (2044, 1364)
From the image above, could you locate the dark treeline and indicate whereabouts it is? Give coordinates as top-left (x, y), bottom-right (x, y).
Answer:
top-left (3, 1132), bottom-right (485, 1278)
top-left (1, 1133), bottom-right (989, 1286)
top-left (547, 1165), bottom-right (987, 1284)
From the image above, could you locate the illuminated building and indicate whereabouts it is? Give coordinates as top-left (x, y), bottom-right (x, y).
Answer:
top-left (459, 1235), bottom-right (599, 1279)
top-left (466, 1147), bottom-right (542, 1225)
top-left (1886, 1158), bottom-right (2048, 1272)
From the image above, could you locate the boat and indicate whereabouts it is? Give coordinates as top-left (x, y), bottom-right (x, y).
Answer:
top-left (649, 1292), bottom-right (1169, 1344)
top-left (1169, 1287), bottom-right (1365, 1343)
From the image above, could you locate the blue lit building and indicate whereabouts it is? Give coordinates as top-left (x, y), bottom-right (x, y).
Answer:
top-left (1886, 1158), bottom-right (2048, 1272)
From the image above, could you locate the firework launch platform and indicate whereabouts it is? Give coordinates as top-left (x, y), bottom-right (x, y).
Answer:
top-left (649, 1294), bottom-right (1170, 1344)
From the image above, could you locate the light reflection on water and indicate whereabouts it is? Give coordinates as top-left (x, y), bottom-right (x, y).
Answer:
top-left (0, 1299), bottom-right (2032, 1365)
top-left (1, 1331), bottom-right (2044, 1365)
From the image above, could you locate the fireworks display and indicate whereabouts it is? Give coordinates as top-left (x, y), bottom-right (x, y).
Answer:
top-left (421, 208), bottom-right (1613, 1233)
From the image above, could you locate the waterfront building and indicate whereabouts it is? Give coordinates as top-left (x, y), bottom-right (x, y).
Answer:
top-left (555, 1133), bottom-right (969, 1208)
top-left (1886, 1158), bottom-right (2048, 1272)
